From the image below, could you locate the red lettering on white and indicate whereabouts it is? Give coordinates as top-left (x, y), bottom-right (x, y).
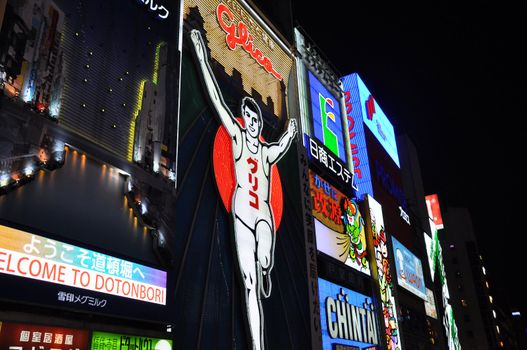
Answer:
top-left (216, 3), bottom-right (282, 81)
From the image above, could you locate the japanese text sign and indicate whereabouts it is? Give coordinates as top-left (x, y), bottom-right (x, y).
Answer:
top-left (0, 321), bottom-right (89, 350)
top-left (0, 224), bottom-right (167, 305)
top-left (91, 331), bottom-right (172, 350)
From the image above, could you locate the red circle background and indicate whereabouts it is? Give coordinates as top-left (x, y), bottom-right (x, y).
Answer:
top-left (212, 120), bottom-right (284, 231)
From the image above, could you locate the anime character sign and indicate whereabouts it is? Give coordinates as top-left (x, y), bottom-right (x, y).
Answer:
top-left (190, 30), bottom-right (297, 350)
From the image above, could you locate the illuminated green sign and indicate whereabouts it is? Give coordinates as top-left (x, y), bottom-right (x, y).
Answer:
top-left (91, 331), bottom-right (172, 350)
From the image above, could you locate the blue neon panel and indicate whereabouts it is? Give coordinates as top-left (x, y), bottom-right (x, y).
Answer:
top-left (343, 73), bottom-right (399, 167)
top-left (341, 74), bottom-right (373, 199)
top-left (308, 71), bottom-right (347, 164)
top-left (319, 278), bottom-right (379, 350)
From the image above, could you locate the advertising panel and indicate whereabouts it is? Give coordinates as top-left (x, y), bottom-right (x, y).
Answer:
top-left (340, 74), bottom-right (399, 167)
top-left (305, 134), bottom-right (353, 191)
top-left (391, 236), bottom-right (426, 300)
top-left (176, 1), bottom-right (314, 349)
top-left (310, 170), bottom-right (369, 274)
top-left (341, 74), bottom-right (373, 199)
top-left (425, 288), bottom-right (438, 319)
top-left (425, 215), bottom-right (461, 350)
top-left (0, 322), bottom-right (89, 350)
top-left (425, 194), bottom-right (444, 229)
top-left (308, 71), bottom-right (347, 164)
top-left (0, 224), bottom-right (167, 305)
top-left (365, 195), bottom-right (402, 350)
top-left (91, 331), bottom-right (172, 350)
top-left (319, 278), bottom-right (380, 350)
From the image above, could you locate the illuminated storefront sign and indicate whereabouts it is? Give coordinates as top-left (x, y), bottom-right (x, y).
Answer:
top-left (305, 134), bottom-right (353, 188)
top-left (425, 194), bottom-right (444, 229)
top-left (391, 237), bottom-right (426, 300)
top-left (308, 71), bottom-right (346, 163)
top-left (365, 195), bottom-right (402, 350)
top-left (425, 216), bottom-right (461, 350)
top-left (425, 288), bottom-right (438, 319)
top-left (319, 278), bottom-right (379, 350)
top-left (310, 171), bottom-right (369, 275)
top-left (91, 331), bottom-right (172, 350)
top-left (0, 224), bottom-right (167, 305)
top-left (341, 75), bottom-right (372, 199)
top-left (341, 74), bottom-right (399, 168)
top-left (0, 322), bottom-right (89, 350)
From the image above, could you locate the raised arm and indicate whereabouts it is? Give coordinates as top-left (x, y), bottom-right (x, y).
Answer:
top-left (189, 30), bottom-right (239, 137)
top-left (266, 119), bottom-right (298, 164)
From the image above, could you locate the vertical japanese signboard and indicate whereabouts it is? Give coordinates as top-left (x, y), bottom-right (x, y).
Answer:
top-left (363, 195), bottom-right (402, 350)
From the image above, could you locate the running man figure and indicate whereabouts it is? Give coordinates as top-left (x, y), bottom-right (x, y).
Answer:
top-left (190, 30), bottom-right (297, 350)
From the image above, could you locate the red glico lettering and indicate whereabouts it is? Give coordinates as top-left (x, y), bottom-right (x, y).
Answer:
top-left (216, 3), bottom-right (282, 81)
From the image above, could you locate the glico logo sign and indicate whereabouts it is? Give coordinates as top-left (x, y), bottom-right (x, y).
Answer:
top-left (216, 3), bottom-right (282, 80)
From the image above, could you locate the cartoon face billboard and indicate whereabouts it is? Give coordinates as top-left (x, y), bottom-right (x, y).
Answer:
top-left (179, 1), bottom-right (313, 349)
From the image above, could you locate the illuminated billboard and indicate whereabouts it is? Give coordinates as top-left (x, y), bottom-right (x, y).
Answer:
top-left (0, 322), bottom-right (89, 350)
top-left (310, 170), bottom-right (369, 274)
top-left (91, 331), bottom-right (172, 350)
top-left (341, 75), bottom-right (373, 199)
top-left (425, 288), bottom-right (438, 319)
top-left (0, 224), bottom-right (167, 305)
top-left (319, 278), bottom-right (380, 350)
top-left (424, 217), bottom-right (462, 349)
top-left (341, 74), bottom-right (399, 167)
top-left (365, 195), bottom-right (402, 350)
top-left (179, 1), bottom-right (314, 349)
top-left (391, 237), bottom-right (426, 300)
top-left (308, 71), bottom-right (347, 163)
top-left (425, 194), bottom-right (444, 229)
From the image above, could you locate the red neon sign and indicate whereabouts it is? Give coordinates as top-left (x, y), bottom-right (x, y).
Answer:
top-left (216, 3), bottom-right (283, 81)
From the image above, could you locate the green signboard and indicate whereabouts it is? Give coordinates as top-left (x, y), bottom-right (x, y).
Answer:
top-left (91, 331), bottom-right (172, 350)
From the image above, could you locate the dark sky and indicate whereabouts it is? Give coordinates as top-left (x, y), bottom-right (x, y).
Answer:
top-left (290, 1), bottom-right (526, 313)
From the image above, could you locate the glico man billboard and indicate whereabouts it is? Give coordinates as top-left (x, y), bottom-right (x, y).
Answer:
top-left (178, 1), bottom-right (314, 349)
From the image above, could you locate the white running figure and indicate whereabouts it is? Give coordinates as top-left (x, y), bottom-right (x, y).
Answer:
top-left (190, 29), bottom-right (297, 350)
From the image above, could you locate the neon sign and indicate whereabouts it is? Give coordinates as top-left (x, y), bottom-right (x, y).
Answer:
top-left (191, 29), bottom-right (297, 350)
top-left (310, 171), bottom-right (370, 275)
top-left (305, 134), bottom-right (353, 188)
top-left (0, 224), bottom-right (167, 305)
top-left (425, 194), bottom-right (444, 229)
top-left (309, 71), bottom-right (346, 163)
top-left (0, 322), bottom-right (89, 350)
top-left (319, 278), bottom-right (379, 350)
top-left (91, 331), bottom-right (172, 350)
top-left (391, 237), bottom-right (426, 300)
top-left (216, 3), bottom-right (282, 80)
top-left (136, 0), bottom-right (169, 19)
top-left (425, 219), bottom-right (462, 350)
top-left (341, 75), bottom-right (373, 199)
top-left (366, 195), bottom-right (402, 350)
top-left (341, 73), bottom-right (399, 168)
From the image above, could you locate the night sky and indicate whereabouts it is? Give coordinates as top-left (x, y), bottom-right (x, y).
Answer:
top-left (291, 1), bottom-right (526, 313)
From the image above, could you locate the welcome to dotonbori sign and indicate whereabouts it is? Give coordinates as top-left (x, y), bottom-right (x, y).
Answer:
top-left (0, 224), bottom-right (167, 305)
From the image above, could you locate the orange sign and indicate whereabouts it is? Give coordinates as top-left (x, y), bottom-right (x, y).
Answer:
top-left (425, 194), bottom-right (444, 229)
top-left (309, 170), bottom-right (345, 232)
